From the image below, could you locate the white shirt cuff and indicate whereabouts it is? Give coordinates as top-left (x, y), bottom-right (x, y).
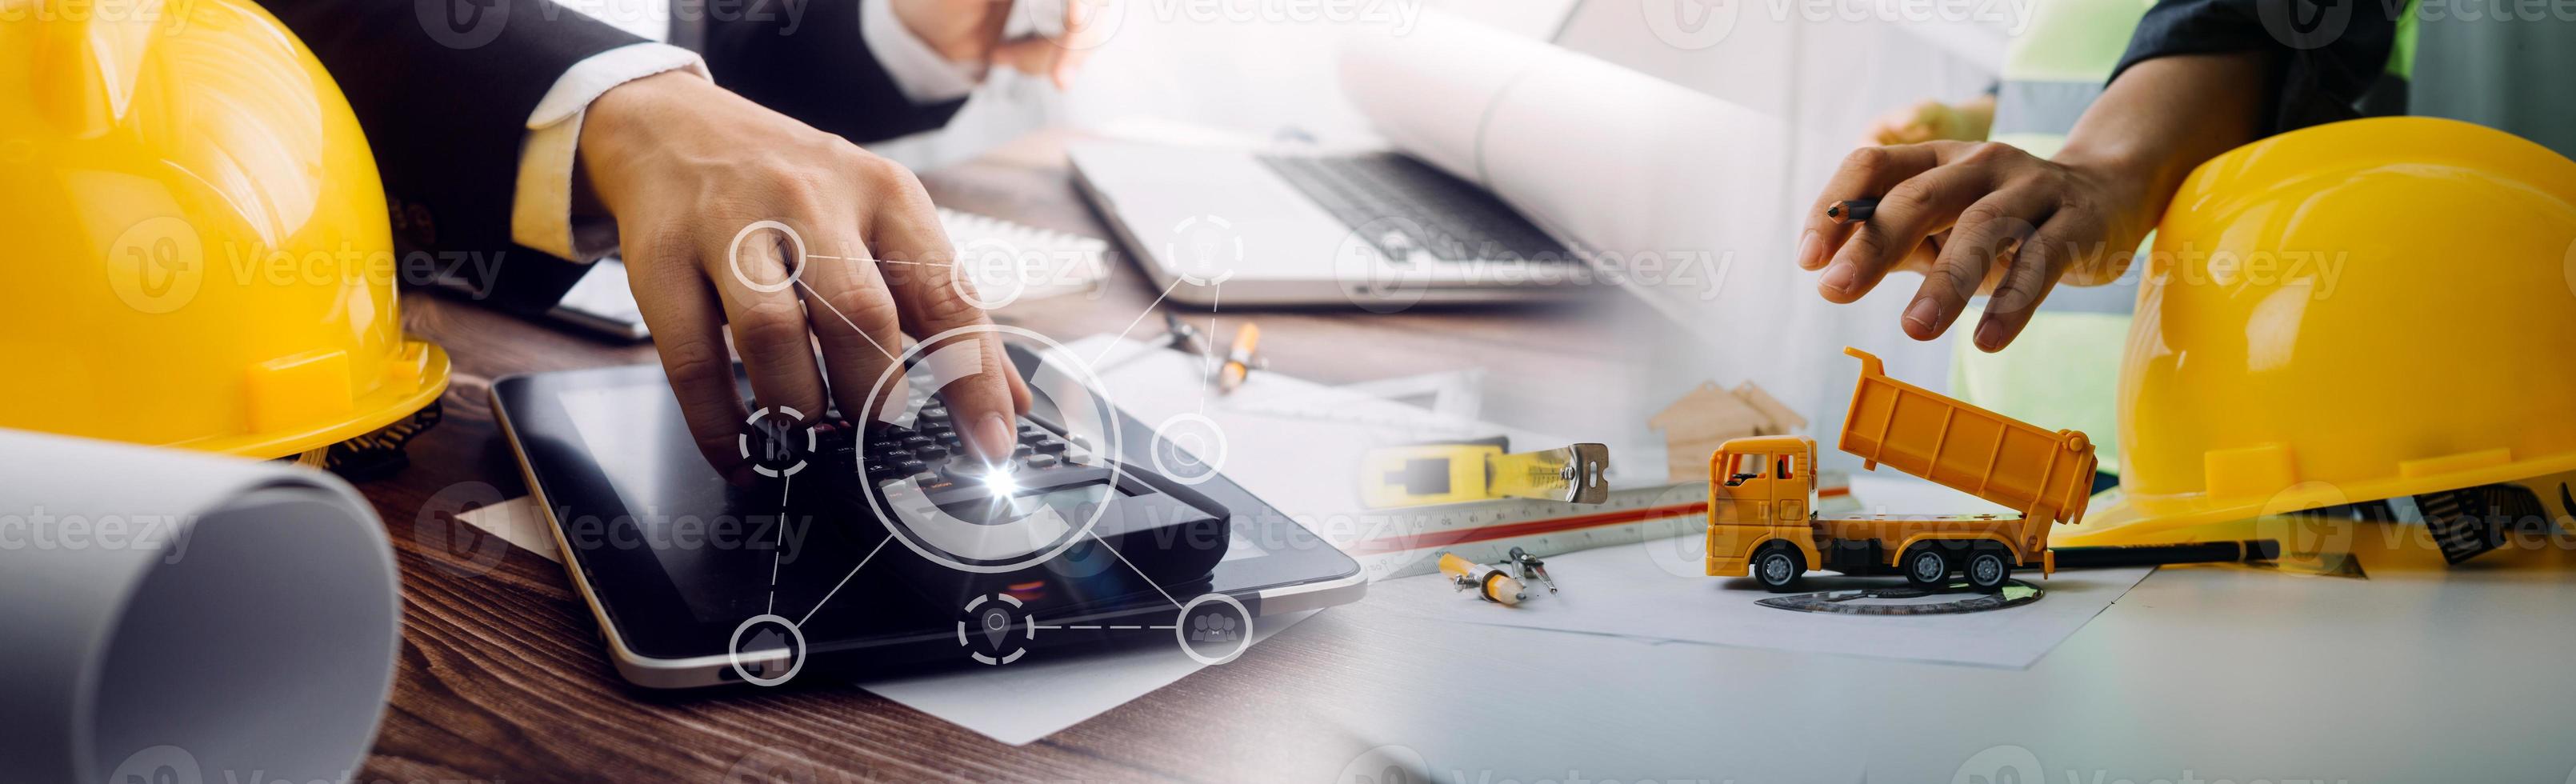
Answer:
top-left (861, 0), bottom-right (986, 104)
top-left (512, 42), bottom-right (709, 263)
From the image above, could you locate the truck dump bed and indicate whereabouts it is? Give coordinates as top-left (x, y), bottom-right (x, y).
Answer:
top-left (1837, 348), bottom-right (2098, 526)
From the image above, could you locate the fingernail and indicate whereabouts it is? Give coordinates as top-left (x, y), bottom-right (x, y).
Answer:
top-left (973, 414), bottom-right (1014, 462)
top-left (1975, 320), bottom-right (2008, 351)
top-left (1903, 298), bottom-right (1943, 336)
top-left (1819, 262), bottom-right (1856, 294)
top-left (1795, 230), bottom-right (1822, 270)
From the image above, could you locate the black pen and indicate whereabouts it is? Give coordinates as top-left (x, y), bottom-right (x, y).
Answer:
top-left (2050, 540), bottom-right (2282, 570)
top-left (1826, 198), bottom-right (1878, 224)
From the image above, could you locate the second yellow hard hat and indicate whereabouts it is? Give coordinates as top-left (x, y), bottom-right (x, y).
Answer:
top-left (2066, 117), bottom-right (2576, 554)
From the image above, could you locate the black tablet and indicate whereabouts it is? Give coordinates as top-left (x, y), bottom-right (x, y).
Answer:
top-left (490, 344), bottom-right (1363, 689)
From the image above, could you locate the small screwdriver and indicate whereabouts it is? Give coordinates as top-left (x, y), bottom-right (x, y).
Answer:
top-left (1438, 551), bottom-right (1525, 606)
top-left (1507, 546), bottom-right (1557, 594)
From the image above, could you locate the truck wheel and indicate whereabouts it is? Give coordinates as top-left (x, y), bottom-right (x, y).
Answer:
top-left (1753, 545), bottom-right (1806, 592)
top-left (1902, 546), bottom-right (1951, 588)
top-left (1966, 548), bottom-right (2012, 590)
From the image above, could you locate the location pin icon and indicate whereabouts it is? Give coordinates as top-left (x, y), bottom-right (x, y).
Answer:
top-left (981, 607), bottom-right (1011, 649)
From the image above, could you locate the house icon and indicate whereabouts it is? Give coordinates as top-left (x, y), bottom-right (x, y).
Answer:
top-left (1647, 382), bottom-right (1806, 482)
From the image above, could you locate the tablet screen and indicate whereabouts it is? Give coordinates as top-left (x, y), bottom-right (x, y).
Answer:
top-left (494, 357), bottom-right (1362, 673)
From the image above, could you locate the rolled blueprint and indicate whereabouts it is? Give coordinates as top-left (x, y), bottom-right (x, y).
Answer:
top-left (1338, 8), bottom-right (1793, 311)
top-left (0, 430), bottom-right (399, 784)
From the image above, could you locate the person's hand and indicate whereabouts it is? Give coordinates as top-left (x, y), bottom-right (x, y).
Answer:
top-left (1860, 94), bottom-right (1994, 146)
top-left (1794, 53), bottom-right (2276, 351)
top-left (891, 0), bottom-right (1109, 89)
top-left (581, 71), bottom-right (1033, 482)
top-left (1796, 140), bottom-right (2155, 350)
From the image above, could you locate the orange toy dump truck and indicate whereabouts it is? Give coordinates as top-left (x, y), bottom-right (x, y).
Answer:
top-left (1706, 348), bottom-right (2098, 591)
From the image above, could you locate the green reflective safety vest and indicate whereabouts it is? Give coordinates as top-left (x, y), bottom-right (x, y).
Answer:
top-left (1951, 0), bottom-right (2414, 474)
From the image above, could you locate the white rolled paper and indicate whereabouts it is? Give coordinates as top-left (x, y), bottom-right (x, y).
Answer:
top-left (1338, 8), bottom-right (1794, 317)
top-left (0, 430), bottom-right (400, 784)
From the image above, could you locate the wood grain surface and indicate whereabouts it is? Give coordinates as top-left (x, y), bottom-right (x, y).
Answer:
top-left (351, 132), bottom-right (1659, 783)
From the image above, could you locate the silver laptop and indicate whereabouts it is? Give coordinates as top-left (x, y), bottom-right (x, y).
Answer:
top-left (1069, 142), bottom-right (1594, 309)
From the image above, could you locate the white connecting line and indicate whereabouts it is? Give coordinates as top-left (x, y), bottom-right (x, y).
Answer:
top-left (766, 472), bottom-right (792, 615)
top-left (792, 277), bottom-right (899, 363)
top-left (798, 534), bottom-right (890, 627)
top-left (1032, 624), bottom-right (1182, 631)
top-left (1088, 277), bottom-right (1186, 368)
top-left (806, 252), bottom-right (949, 268)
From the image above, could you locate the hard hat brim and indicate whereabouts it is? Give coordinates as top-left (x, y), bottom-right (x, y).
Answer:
top-left (2066, 451), bottom-right (2576, 546)
top-left (190, 338), bottom-right (450, 460)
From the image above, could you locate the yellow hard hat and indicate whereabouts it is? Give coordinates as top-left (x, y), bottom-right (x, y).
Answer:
top-left (0, 0), bottom-right (450, 459)
top-left (2064, 117), bottom-right (2576, 553)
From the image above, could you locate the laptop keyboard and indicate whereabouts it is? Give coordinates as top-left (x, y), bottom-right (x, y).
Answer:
top-left (1257, 152), bottom-right (1568, 263)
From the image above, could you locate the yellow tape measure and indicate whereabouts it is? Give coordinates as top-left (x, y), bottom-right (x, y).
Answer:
top-left (1359, 441), bottom-right (1610, 509)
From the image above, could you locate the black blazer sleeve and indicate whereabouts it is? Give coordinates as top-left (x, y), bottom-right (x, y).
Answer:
top-left (260, 0), bottom-right (646, 310)
top-left (697, 0), bottom-right (970, 144)
top-left (2110, 0), bottom-right (2402, 134)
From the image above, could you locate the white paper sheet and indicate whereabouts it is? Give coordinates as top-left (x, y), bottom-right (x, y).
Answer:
top-left (858, 610), bottom-right (1317, 746)
top-left (456, 494), bottom-right (561, 561)
top-left (1366, 533), bottom-right (2151, 669)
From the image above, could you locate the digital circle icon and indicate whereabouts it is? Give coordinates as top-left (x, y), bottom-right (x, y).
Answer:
top-left (1163, 214), bottom-right (1241, 287)
top-left (1174, 593), bottom-right (1253, 666)
top-left (727, 220), bottom-right (807, 294)
top-left (1150, 413), bottom-right (1226, 486)
top-left (958, 593), bottom-right (1030, 666)
top-left (859, 326), bottom-right (1122, 574)
top-left (726, 614), bottom-right (806, 687)
top-left (738, 406), bottom-right (815, 478)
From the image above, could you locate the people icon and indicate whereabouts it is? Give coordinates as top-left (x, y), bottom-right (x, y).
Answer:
top-left (1190, 611), bottom-right (1239, 643)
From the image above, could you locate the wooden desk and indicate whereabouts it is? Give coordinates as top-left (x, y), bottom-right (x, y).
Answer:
top-left (353, 133), bottom-right (1655, 783)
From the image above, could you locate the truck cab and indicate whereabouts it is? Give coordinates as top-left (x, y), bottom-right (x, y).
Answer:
top-left (1705, 435), bottom-right (1822, 583)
